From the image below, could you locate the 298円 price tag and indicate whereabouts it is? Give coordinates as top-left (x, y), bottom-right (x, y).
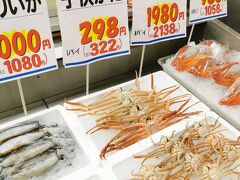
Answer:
top-left (56, 0), bottom-right (130, 67)
top-left (189, 0), bottom-right (227, 24)
top-left (131, 0), bottom-right (187, 45)
top-left (0, 0), bottom-right (57, 83)
top-left (80, 16), bottom-right (128, 58)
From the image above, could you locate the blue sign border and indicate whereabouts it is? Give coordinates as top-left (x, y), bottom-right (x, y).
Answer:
top-left (0, 65), bottom-right (58, 82)
top-left (65, 50), bottom-right (130, 68)
top-left (190, 13), bottom-right (227, 24)
top-left (131, 33), bottom-right (186, 46)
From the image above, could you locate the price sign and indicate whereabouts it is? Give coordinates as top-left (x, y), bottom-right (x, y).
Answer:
top-left (190, 0), bottom-right (227, 24)
top-left (56, 0), bottom-right (130, 67)
top-left (0, 0), bottom-right (58, 83)
top-left (131, 0), bottom-right (187, 45)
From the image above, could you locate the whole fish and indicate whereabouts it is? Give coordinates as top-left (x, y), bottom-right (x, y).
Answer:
top-left (0, 131), bottom-right (45, 157)
top-left (11, 152), bottom-right (58, 180)
top-left (0, 140), bottom-right (54, 168)
top-left (1, 166), bottom-right (17, 178)
top-left (0, 122), bottom-right (39, 144)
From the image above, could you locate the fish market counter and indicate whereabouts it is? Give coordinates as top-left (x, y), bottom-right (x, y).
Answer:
top-left (1, 69), bottom-right (239, 179)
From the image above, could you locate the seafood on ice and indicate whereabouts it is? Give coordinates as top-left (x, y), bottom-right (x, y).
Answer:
top-left (132, 119), bottom-right (240, 180)
top-left (66, 74), bottom-right (202, 158)
top-left (0, 120), bottom-right (82, 180)
top-left (171, 40), bottom-right (227, 78)
top-left (212, 62), bottom-right (240, 87)
top-left (220, 78), bottom-right (240, 106)
top-left (170, 40), bottom-right (240, 106)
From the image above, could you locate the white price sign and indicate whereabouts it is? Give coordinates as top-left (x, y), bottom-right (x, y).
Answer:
top-left (56, 0), bottom-right (130, 67)
top-left (190, 0), bottom-right (227, 24)
top-left (0, 0), bottom-right (58, 83)
top-left (131, 0), bottom-right (187, 45)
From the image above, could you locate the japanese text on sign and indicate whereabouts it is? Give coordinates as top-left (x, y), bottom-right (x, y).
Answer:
top-left (80, 17), bottom-right (127, 57)
top-left (56, 0), bottom-right (130, 67)
top-left (189, 0), bottom-right (227, 24)
top-left (131, 0), bottom-right (187, 45)
top-left (0, 0), bottom-right (42, 18)
top-left (0, 0), bottom-right (57, 83)
top-left (61, 0), bottom-right (122, 9)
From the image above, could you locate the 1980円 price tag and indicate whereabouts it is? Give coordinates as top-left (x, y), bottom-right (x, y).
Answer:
top-left (131, 0), bottom-right (187, 45)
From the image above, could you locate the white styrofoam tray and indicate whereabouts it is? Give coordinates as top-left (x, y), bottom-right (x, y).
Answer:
top-left (105, 111), bottom-right (240, 180)
top-left (65, 71), bottom-right (210, 163)
top-left (160, 58), bottom-right (240, 130)
top-left (0, 106), bottom-right (98, 180)
top-left (63, 165), bottom-right (111, 180)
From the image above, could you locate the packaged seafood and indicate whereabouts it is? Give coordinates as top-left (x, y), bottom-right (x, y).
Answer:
top-left (169, 40), bottom-right (240, 106)
top-left (171, 40), bottom-right (227, 78)
top-left (160, 41), bottom-right (240, 128)
top-left (220, 78), bottom-right (240, 106)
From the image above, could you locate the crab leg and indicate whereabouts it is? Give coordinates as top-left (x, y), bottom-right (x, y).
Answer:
top-left (100, 124), bottom-right (146, 158)
top-left (134, 147), bottom-right (170, 164)
top-left (64, 98), bottom-right (87, 108)
top-left (90, 100), bottom-right (123, 113)
top-left (156, 85), bottom-right (181, 100)
top-left (88, 98), bottom-right (121, 110)
top-left (88, 95), bottom-right (119, 107)
top-left (157, 151), bottom-right (185, 168)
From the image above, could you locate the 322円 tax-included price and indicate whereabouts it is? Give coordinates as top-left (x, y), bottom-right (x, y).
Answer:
top-left (147, 2), bottom-right (185, 38)
top-left (79, 16), bottom-right (127, 57)
top-left (0, 29), bottom-right (52, 74)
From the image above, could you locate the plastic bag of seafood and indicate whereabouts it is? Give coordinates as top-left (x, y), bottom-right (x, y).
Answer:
top-left (65, 71), bottom-right (209, 159)
top-left (212, 62), bottom-right (240, 87)
top-left (161, 40), bottom-right (240, 132)
top-left (171, 40), bottom-right (227, 78)
top-left (0, 106), bottom-right (92, 180)
top-left (220, 77), bottom-right (240, 106)
top-left (170, 40), bottom-right (240, 85)
top-left (108, 112), bottom-right (240, 180)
